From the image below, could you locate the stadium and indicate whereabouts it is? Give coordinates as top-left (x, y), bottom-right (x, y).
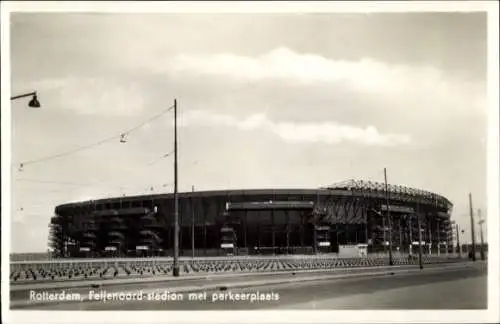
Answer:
top-left (49, 179), bottom-right (455, 259)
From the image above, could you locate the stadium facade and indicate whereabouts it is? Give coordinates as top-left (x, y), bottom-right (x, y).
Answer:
top-left (49, 180), bottom-right (455, 258)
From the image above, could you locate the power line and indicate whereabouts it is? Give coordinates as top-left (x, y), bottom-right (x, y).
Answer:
top-left (146, 150), bottom-right (174, 166)
top-left (14, 151), bottom-right (176, 198)
top-left (15, 82), bottom-right (271, 171)
top-left (121, 105), bottom-right (175, 135)
top-left (17, 104), bottom-right (175, 168)
top-left (86, 150), bottom-right (175, 189)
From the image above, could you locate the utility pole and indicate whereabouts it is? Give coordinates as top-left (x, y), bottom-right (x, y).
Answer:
top-left (417, 201), bottom-right (423, 269)
top-left (192, 185), bottom-right (195, 258)
top-left (173, 99), bottom-right (180, 277)
top-left (437, 219), bottom-right (441, 256)
top-left (408, 214), bottom-right (413, 256)
top-left (399, 218), bottom-right (403, 251)
top-left (468, 193), bottom-right (477, 262)
top-left (383, 216), bottom-right (386, 254)
top-left (478, 209), bottom-right (485, 261)
top-left (383, 168), bottom-right (394, 266)
top-left (428, 222), bottom-right (432, 255)
top-left (364, 206), bottom-right (368, 246)
top-left (455, 223), bottom-right (461, 258)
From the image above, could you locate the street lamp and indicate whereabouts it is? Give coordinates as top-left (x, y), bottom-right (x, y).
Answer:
top-left (383, 168), bottom-right (394, 266)
top-left (436, 218), bottom-right (441, 256)
top-left (11, 91), bottom-right (42, 172)
top-left (11, 91), bottom-right (41, 108)
top-left (468, 193), bottom-right (477, 261)
top-left (173, 99), bottom-right (180, 277)
top-left (478, 209), bottom-right (486, 261)
top-left (455, 223), bottom-right (462, 258)
top-left (416, 209), bottom-right (424, 270)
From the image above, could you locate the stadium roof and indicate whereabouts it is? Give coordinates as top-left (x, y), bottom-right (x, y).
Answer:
top-left (322, 179), bottom-right (451, 206)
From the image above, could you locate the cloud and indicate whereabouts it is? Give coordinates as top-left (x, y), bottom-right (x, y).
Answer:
top-left (162, 48), bottom-right (486, 120)
top-left (179, 110), bottom-right (411, 146)
top-left (30, 76), bottom-right (146, 116)
top-left (169, 48), bottom-right (451, 92)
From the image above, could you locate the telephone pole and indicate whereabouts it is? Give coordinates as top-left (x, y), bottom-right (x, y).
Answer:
top-left (455, 223), bottom-right (461, 258)
top-left (437, 219), bottom-right (441, 256)
top-left (173, 99), bottom-right (180, 276)
top-left (417, 201), bottom-right (423, 270)
top-left (383, 168), bottom-right (394, 266)
top-left (468, 193), bottom-right (476, 262)
top-left (478, 209), bottom-right (485, 261)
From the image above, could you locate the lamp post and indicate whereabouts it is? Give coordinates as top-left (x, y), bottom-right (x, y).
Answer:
top-left (11, 91), bottom-right (41, 108)
top-left (427, 221), bottom-right (432, 255)
top-left (455, 223), bottom-right (461, 258)
top-left (416, 202), bottom-right (423, 269)
top-left (436, 219), bottom-right (441, 256)
top-left (173, 99), bottom-right (180, 277)
top-left (468, 193), bottom-right (477, 262)
top-left (383, 168), bottom-right (394, 266)
top-left (478, 209), bottom-right (485, 261)
top-left (11, 91), bottom-right (41, 173)
top-left (408, 213), bottom-right (413, 256)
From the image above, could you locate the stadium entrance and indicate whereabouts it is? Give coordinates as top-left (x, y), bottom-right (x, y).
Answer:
top-left (221, 200), bottom-right (330, 255)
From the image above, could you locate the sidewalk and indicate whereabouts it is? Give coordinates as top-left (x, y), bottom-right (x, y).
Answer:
top-left (10, 262), bottom-right (476, 309)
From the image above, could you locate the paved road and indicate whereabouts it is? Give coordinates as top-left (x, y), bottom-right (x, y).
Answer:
top-left (11, 262), bottom-right (486, 310)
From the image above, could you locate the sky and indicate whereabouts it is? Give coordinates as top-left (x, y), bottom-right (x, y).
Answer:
top-left (8, 11), bottom-right (489, 253)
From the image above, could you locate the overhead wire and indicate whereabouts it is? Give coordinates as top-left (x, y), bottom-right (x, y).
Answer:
top-left (15, 83), bottom-right (262, 202)
top-left (87, 150), bottom-right (175, 189)
top-left (14, 157), bottom-right (174, 203)
top-left (17, 104), bottom-right (175, 168)
top-left (15, 81), bottom-right (265, 172)
top-left (146, 150), bottom-right (174, 166)
top-left (14, 149), bottom-right (175, 195)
